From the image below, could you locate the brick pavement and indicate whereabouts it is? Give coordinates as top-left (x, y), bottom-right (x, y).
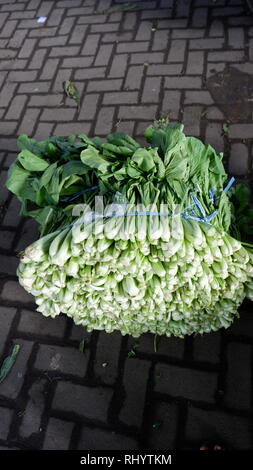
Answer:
top-left (0, 0), bottom-right (253, 450)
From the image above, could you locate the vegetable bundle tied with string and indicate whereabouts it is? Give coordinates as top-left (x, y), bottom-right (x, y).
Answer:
top-left (6, 123), bottom-right (253, 338)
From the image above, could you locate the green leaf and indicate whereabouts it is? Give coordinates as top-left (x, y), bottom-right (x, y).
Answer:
top-left (80, 146), bottom-right (110, 173)
top-left (6, 162), bottom-right (30, 197)
top-left (79, 339), bottom-right (86, 353)
top-left (39, 162), bottom-right (58, 189)
top-left (61, 161), bottom-right (88, 180)
top-left (18, 149), bottom-right (49, 172)
top-left (131, 148), bottom-right (156, 172)
top-left (223, 123), bottom-right (229, 133)
top-left (0, 344), bottom-right (20, 384)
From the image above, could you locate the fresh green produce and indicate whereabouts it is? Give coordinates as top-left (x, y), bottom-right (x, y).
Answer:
top-left (6, 122), bottom-right (253, 337)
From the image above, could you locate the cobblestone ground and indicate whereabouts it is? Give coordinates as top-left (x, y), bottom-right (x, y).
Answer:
top-left (0, 0), bottom-right (253, 451)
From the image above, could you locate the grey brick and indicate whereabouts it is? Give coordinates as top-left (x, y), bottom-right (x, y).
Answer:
top-left (172, 29), bottom-right (205, 39)
top-left (17, 309), bottom-right (66, 338)
top-left (142, 9), bottom-right (172, 19)
top-left (0, 340), bottom-right (33, 400)
top-left (1, 281), bottom-right (33, 304)
top-left (5, 95), bottom-right (27, 120)
top-left (228, 124), bottom-right (253, 140)
top-left (185, 406), bottom-right (252, 449)
top-left (37, 0), bottom-right (54, 17)
top-left (28, 49), bottom-right (47, 69)
top-left (184, 90), bottom-right (213, 105)
top-left (49, 46), bottom-right (80, 57)
top-left (18, 38), bottom-right (37, 58)
top-left (8, 70), bottom-right (37, 82)
top-left (39, 36), bottom-right (68, 47)
top-left (33, 123), bottom-right (54, 140)
top-left (28, 27), bottom-right (58, 38)
top-left (75, 67), bottom-right (106, 80)
top-left (135, 21), bottom-right (152, 41)
top-left (47, 8), bottom-right (65, 28)
top-left (62, 56), bottom-right (93, 68)
top-left (78, 93), bottom-right (99, 120)
top-left (167, 39), bottom-right (186, 62)
top-left (193, 332), bottom-right (221, 364)
top-left (94, 44), bottom-right (114, 66)
top-left (147, 64), bottom-right (182, 76)
top-left (95, 107), bottom-right (115, 134)
top-left (208, 50), bottom-right (245, 61)
top-left (0, 20), bottom-right (18, 38)
top-left (192, 7), bottom-right (208, 27)
top-left (41, 107), bottom-right (76, 122)
top-left (118, 105), bottom-right (157, 120)
top-left (3, 197), bottom-right (21, 227)
top-left (0, 83), bottom-right (17, 107)
top-left (34, 344), bottom-right (89, 377)
top-left (131, 52), bottom-right (164, 65)
top-left (69, 24), bottom-right (88, 44)
top-left (142, 76), bottom-right (161, 103)
top-left (0, 307), bottom-right (16, 358)
top-left (81, 34), bottom-right (100, 55)
top-left (162, 90), bottom-right (181, 120)
top-left (229, 143), bottom-right (248, 175)
top-left (117, 42), bottom-right (149, 53)
top-left (120, 358), bottom-right (150, 427)
top-left (8, 29), bottom-right (27, 48)
top-left (125, 65), bottom-right (143, 90)
top-left (189, 38), bottom-right (224, 49)
top-left (78, 427), bottom-right (138, 451)
top-left (209, 19), bottom-right (225, 37)
top-left (19, 378), bottom-right (47, 438)
top-left (152, 30), bottom-right (169, 51)
top-left (94, 331), bottom-right (122, 385)
top-left (228, 28), bottom-right (244, 49)
top-left (66, 6), bottom-right (94, 16)
top-left (148, 402), bottom-right (178, 450)
top-left (28, 94), bottom-right (62, 107)
top-left (77, 15), bottom-right (107, 24)
top-left (186, 51), bottom-right (204, 75)
top-left (43, 418), bottom-right (74, 450)
top-left (54, 122), bottom-right (91, 136)
top-left (52, 382), bottom-right (113, 422)
top-left (176, 0), bottom-right (191, 17)
top-left (102, 32), bottom-right (133, 43)
top-left (0, 231), bottom-right (15, 250)
top-left (87, 79), bottom-right (122, 92)
top-left (0, 255), bottom-right (19, 276)
top-left (0, 122), bottom-right (17, 136)
top-left (0, 408), bottom-right (13, 440)
top-left (212, 6), bottom-right (244, 16)
top-left (91, 23), bottom-right (119, 33)
top-left (229, 311), bottom-right (253, 338)
top-left (103, 91), bottom-right (138, 105)
top-left (205, 122), bottom-right (223, 153)
top-left (165, 76), bottom-right (202, 88)
top-left (69, 324), bottom-right (91, 343)
top-left (40, 58), bottom-right (59, 80)
top-left (154, 363), bottom-right (217, 402)
top-left (224, 343), bottom-right (251, 410)
top-left (123, 12), bottom-right (137, 30)
top-left (109, 54), bottom-right (128, 78)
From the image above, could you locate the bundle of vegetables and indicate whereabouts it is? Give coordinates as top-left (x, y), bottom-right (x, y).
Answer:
top-left (6, 123), bottom-right (253, 337)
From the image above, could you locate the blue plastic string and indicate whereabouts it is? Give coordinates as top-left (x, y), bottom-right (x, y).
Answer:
top-left (59, 177), bottom-right (235, 231)
top-left (61, 185), bottom-right (98, 202)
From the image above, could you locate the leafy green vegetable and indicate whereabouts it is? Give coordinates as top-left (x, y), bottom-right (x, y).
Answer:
top-left (0, 345), bottom-right (20, 384)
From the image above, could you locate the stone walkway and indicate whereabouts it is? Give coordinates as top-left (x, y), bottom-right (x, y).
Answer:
top-left (0, 0), bottom-right (253, 451)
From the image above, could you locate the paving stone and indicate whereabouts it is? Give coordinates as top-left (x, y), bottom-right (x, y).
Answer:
top-left (3, 198), bottom-right (21, 227)
top-left (94, 331), bottom-right (122, 385)
top-left (43, 418), bottom-right (74, 450)
top-left (52, 382), bottom-right (113, 423)
top-left (0, 230), bottom-right (15, 250)
top-left (185, 406), bottom-right (252, 449)
top-left (228, 123), bottom-right (253, 139)
top-left (0, 407), bottom-right (13, 440)
top-left (120, 358), bottom-right (150, 427)
top-left (224, 342), bottom-right (252, 410)
top-left (19, 378), bottom-right (47, 438)
top-left (148, 401), bottom-right (178, 450)
top-left (34, 344), bottom-right (89, 377)
top-left (228, 310), bottom-right (253, 338)
top-left (78, 427), bottom-right (138, 450)
top-left (229, 143), bottom-right (249, 175)
top-left (0, 339), bottom-right (34, 400)
top-left (0, 306), bottom-right (16, 358)
top-left (128, 333), bottom-right (184, 359)
top-left (17, 309), bottom-right (66, 339)
top-left (154, 363), bottom-right (218, 403)
top-left (1, 280), bottom-right (34, 304)
top-left (192, 331), bottom-right (221, 364)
